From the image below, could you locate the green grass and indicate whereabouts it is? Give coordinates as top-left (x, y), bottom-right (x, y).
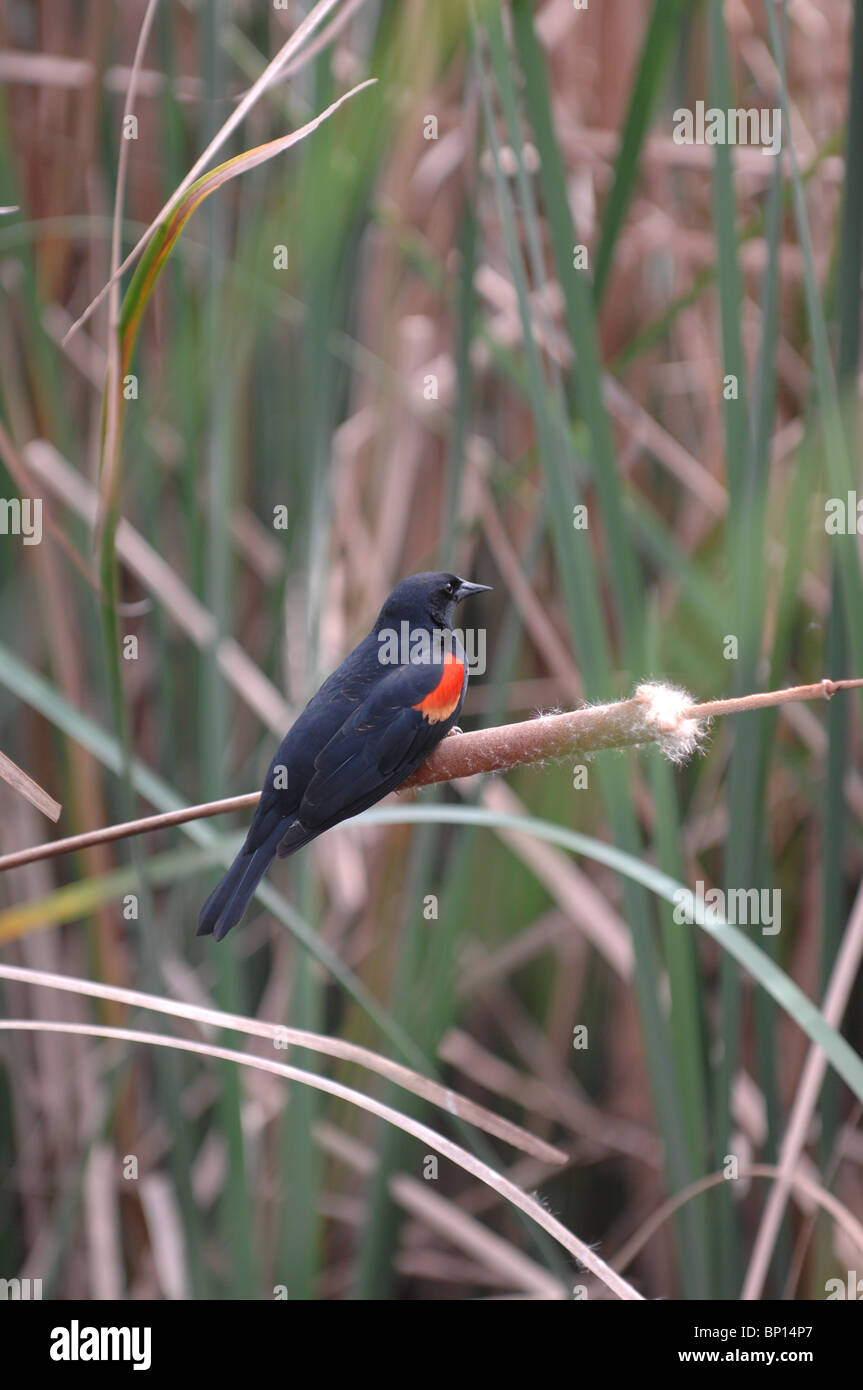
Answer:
top-left (1, 0), bottom-right (861, 1303)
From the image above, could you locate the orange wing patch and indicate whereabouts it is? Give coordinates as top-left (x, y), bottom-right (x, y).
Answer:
top-left (412, 652), bottom-right (465, 724)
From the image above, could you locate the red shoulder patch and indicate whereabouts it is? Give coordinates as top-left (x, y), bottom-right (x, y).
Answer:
top-left (412, 652), bottom-right (465, 724)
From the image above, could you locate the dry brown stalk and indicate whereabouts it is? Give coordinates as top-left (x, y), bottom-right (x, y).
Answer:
top-left (1, 676), bottom-right (861, 874)
top-left (0, 748), bottom-right (62, 822)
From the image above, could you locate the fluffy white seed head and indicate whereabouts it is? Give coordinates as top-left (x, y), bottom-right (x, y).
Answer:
top-left (635, 682), bottom-right (706, 764)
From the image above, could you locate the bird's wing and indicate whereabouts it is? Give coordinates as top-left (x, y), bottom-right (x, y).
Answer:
top-left (279, 658), bottom-right (465, 849)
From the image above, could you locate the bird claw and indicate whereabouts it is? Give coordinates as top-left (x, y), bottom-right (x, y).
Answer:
top-left (448, 726), bottom-right (464, 736)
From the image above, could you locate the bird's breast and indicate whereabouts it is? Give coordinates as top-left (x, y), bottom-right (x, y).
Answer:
top-left (411, 651), bottom-right (466, 724)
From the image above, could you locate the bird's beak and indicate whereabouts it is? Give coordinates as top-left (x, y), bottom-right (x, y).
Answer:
top-left (455, 579), bottom-right (493, 601)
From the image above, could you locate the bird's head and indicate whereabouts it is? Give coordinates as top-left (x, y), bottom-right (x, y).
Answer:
top-left (376, 571), bottom-right (492, 629)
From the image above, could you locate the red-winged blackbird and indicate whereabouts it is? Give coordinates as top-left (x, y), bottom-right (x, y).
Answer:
top-left (197, 571), bottom-right (491, 940)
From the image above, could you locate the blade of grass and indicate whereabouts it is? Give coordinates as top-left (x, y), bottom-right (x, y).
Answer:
top-left (496, 1), bottom-right (709, 1292)
top-left (0, 1019), bottom-right (640, 1300)
top-left (708, 0), bottom-right (754, 1294)
top-left (358, 804), bottom-right (863, 1104)
top-left (593, 0), bottom-right (690, 305)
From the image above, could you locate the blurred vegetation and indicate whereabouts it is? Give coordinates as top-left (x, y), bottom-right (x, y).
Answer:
top-left (0, 0), bottom-right (861, 1301)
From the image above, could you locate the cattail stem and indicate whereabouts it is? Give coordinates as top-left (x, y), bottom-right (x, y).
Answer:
top-left (1, 676), bottom-right (861, 873)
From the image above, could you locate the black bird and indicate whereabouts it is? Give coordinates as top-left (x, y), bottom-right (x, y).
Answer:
top-left (197, 571), bottom-right (491, 940)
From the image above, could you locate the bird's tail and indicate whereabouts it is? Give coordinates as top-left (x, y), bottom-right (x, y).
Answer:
top-left (196, 827), bottom-right (281, 942)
